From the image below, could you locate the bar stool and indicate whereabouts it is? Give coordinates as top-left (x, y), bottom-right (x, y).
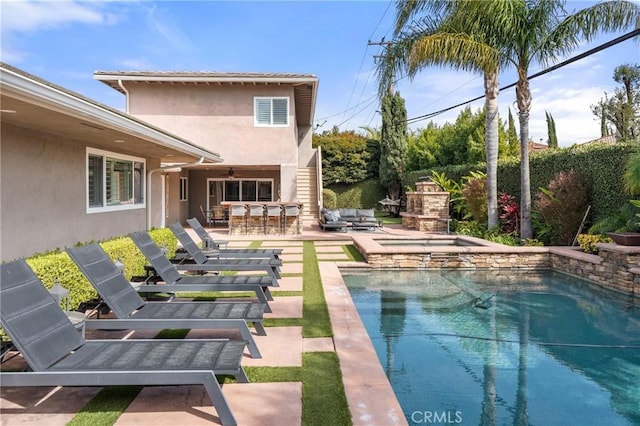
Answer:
top-left (247, 204), bottom-right (265, 235)
top-left (265, 204), bottom-right (282, 235)
top-left (229, 204), bottom-right (247, 235)
top-left (283, 204), bottom-right (301, 235)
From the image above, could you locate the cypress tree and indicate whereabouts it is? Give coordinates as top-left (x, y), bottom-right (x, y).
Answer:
top-left (379, 91), bottom-right (408, 205)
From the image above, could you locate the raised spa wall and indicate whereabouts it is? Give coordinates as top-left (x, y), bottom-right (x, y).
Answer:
top-left (351, 235), bottom-right (640, 296)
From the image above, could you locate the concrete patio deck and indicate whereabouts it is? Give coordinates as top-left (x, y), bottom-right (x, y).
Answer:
top-left (0, 224), bottom-right (409, 425)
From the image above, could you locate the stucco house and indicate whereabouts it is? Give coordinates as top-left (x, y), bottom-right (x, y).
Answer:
top-left (0, 64), bottom-right (321, 262)
top-left (0, 63), bottom-right (224, 261)
top-left (93, 71), bottom-right (321, 229)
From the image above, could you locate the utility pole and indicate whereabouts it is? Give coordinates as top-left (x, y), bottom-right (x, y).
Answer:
top-left (368, 39), bottom-right (393, 95)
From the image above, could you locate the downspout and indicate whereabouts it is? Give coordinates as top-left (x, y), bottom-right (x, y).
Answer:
top-left (117, 80), bottom-right (130, 113)
top-left (146, 157), bottom-right (204, 230)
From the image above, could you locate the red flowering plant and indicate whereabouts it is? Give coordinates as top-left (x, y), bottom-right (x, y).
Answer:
top-left (498, 193), bottom-right (520, 234)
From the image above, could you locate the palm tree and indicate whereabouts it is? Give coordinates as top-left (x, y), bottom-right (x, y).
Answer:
top-left (380, 0), bottom-right (640, 239)
top-left (379, 0), bottom-right (503, 229)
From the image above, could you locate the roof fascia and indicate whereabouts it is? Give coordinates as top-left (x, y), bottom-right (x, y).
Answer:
top-left (95, 73), bottom-right (318, 86)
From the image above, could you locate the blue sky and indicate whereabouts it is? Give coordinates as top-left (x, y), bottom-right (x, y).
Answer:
top-left (2, 0), bottom-right (639, 147)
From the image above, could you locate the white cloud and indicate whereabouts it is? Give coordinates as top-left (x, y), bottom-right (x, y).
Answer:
top-left (0, 0), bottom-right (121, 64)
top-left (0, 1), bottom-right (113, 33)
top-left (525, 85), bottom-right (607, 146)
top-left (143, 3), bottom-right (196, 53)
top-left (119, 58), bottom-right (155, 70)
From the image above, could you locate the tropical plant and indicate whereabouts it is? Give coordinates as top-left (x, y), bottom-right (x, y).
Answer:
top-left (382, 0), bottom-right (640, 239)
top-left (430, 170), bottom-right (464, 218)
top-left (534, 170), bottom-right (589, 245)
top-left (379, 91), bottom-right (408, 201)
top-left (498, 192), bottom-right (520, 234)
top-left (589, 202), bottom-right (640, 234)
top-left (461, 171), bottom-right (488, 224)
top-left (624, 152), bottom-right (640, 195)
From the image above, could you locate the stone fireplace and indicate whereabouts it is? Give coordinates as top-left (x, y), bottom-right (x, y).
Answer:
top-left (401, 178), bottom-right (450, 233)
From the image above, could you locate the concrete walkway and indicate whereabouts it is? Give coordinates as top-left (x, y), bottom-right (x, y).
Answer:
top-left (0, 225), bottom-right (409, 425)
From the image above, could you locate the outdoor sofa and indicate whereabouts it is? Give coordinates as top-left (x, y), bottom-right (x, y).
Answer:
top-left (319, 208), bottom-right (382, 232)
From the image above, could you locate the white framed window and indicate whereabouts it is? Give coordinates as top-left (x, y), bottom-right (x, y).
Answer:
top-left (254, 97), bottom-right (289, 127)
top-left (179, 177), bottom-right (188, 201)
top-left (87, 148), bottom-right (145, 213)
top-left (207, 178), bottom-right (274, 207)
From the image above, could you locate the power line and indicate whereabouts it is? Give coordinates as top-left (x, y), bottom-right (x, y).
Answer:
top-left (337, 1), bottom-right (393, 128)
top-left (405, 28), bottom-right (640, 125)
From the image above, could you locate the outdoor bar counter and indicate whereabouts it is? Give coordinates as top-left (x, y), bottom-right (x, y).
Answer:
top-left (220, 201), bottom-right (304, 235)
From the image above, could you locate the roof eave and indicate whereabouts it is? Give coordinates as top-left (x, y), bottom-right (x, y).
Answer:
top-left (1, 63), bottom-right (223, 164)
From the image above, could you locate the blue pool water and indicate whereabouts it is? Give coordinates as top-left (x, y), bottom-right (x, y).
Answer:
top-left (342, 269), bottom-right (640, 426)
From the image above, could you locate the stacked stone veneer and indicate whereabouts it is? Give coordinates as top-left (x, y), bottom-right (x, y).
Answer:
top-left (352, 235), bottom-right (640, 297)
top-left (550, 243), bottom-right (640, 295)
top-left (401, 180), bottom-right (450, 233)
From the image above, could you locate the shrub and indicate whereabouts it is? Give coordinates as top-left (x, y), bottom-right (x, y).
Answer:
top-left (25, 228), bottom-right (177, 310)
top-left (329, 179), bottom-right (386, 209)
top-left (534, 170), bottom-right (589, 245)
top-left (455, 220), bottom-right (486, 238)
top-left (322, 188), bottom-right (337, 209)
top-left (577, 234), bottom-right (612, 254)
top-left (498, 192), bottom-right (520, 234)
top-left (461, 171), bottom-right (487, 223)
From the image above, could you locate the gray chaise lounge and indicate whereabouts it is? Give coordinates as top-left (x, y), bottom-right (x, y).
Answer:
top-left (170, 222), bottom-right (281, 261)
top-left (67, 243), bottom-right (265, 358)
top-left (130, 231), bottom-right (282, 283)
top-left (186, 217), bottom-right (283, 257)
top-left (128, 231), bottom-right (276, 312)
top-left (0, 259), bottom-right (246, 425)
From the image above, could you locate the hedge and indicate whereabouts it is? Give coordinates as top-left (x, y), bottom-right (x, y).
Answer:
top-left (328, 179), bottom-right (387, 209)
top-left (405, 142), bottom-right (639, 222)
top-left (24, 228), bottom-right (177, 310)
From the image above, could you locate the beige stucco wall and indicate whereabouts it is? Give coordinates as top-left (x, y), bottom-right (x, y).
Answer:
top-left (0, 123), bottom-right (163, 261)
top-left (125, 83), bottom-right (300, 166)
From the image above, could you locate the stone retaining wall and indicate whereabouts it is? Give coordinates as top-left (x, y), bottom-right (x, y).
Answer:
top-left (352, 235), bottom-right (640, 297)
top-left (550, 243), bottom-right (640, 295)
top-left (364, 252), bottom-right (549, 269)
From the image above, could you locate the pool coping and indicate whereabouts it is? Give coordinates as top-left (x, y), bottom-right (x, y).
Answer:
top-left (351, 233), bottom-right (547, 255)
top-left (319, 262), bottom-right (408, 426)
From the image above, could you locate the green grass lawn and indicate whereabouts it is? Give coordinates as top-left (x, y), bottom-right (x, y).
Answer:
top-left (375, 211), bottom-right (402, 225)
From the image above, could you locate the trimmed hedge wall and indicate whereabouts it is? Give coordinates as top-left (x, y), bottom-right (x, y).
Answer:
top-left (24, 228), bottom-right (177, 310)
top-left (328, 179), bottom-right (387, 209)
top-left (405, 142), bottom-right (639, 222)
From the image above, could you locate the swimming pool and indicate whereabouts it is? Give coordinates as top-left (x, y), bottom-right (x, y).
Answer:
top-left (342, 269), bottom-right (640, 425)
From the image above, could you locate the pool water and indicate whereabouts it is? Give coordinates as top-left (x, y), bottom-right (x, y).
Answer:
top-left (342, 269), bottom-right (640, 426)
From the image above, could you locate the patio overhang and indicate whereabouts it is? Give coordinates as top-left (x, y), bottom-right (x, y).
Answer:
top-left (94, 70), bottom-right (319, 127)
top-left (1, 63), bottom-right (223, 164)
